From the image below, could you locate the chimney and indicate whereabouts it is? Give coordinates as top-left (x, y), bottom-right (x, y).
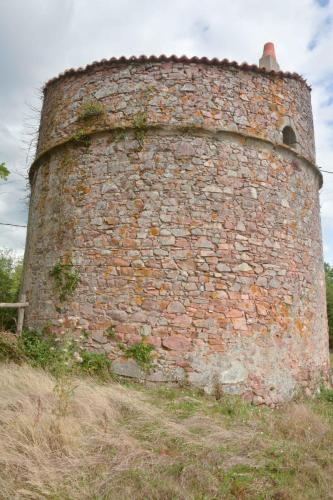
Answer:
top-left (259, 42), bottom-right (280, 72)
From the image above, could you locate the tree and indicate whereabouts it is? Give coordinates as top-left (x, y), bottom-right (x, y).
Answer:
top-left (0, 251), bottom-right (23, 331)
top-left (325, 262), bottom-right (333, 349)
top-left (0, 162), bottom-right (9, 181)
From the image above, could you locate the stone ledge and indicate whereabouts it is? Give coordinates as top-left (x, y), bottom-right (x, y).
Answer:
top-left (29, 124), bottom-right (323, 188)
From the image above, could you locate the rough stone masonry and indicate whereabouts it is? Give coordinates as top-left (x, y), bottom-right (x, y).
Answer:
top-left (22, 43), bottom-right (330, 405)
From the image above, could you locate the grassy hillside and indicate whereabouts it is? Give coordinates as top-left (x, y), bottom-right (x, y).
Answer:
top-left (0, 360), bottom-right (333, 499)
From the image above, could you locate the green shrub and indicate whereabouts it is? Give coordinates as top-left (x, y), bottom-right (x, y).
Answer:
top-left (0, 333), bottom-right (26, 363)
top-left (18, 329), bottom-right (60, 370)
top-left (77, 350), bottom-right (112, 380)
top-left (0, 250), bottom-right (23, 331)
top-left (17, 329), bottom-right (111, 380)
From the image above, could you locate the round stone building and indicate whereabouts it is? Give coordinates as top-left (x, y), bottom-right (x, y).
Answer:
top-left (22, 43), bottom-right (330, 404)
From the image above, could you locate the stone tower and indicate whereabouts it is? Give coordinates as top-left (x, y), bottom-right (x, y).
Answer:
top-left (22, 43), bottom-right (330, 404)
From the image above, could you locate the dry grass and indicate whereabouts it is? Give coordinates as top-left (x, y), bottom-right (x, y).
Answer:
top-left (0, 363), bottom-right (333, 499)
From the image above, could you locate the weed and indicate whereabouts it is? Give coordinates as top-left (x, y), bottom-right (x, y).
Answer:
top-left (77, 100), bottom-right (104, 121)
top-left (53, 375), bottom-right (78, 416)
top-left (105, 326), bottom-right (117, 340)
top-left (212, 373), bottom-right (223, 400)
top-left (50, 261), bottom-right (80, 302)
top-left (132, 421), bottom-right (162, 442)
top-left (19, 330), bottom-right (77, 416)
top-left (16, 328), bottom-right (111, 382)
top-left (18, 328), bottom-right (60, 370)
top-left (114, 127), bottom-right (126, 142)
top-left (205, 394), bottom-right (260, 424)
top-left (61, 153), bottom-right (76, 172)
top-left (78, 350), bottom-right (112, 380)
top-left (121, 340), bottom-right (153, 371)
top-left (220, 464), bottom-right (257, 498)
top-left (154, 386), bottom-right (180, 400)
top-left (318, 386), bottom-right (333, 403)
top-left (72, 128), bottom-right (91, 147)
top-left (133, 112), bottom-right (148, 150)
top-left (0, 332), bottom-right (26, 363)
top-left (133, 111), bottom-right (147, 130)
top-left (165, 399), bottom-right (201, 419)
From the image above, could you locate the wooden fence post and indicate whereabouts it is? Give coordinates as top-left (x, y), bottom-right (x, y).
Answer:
top-left (0, 296), bottom-right (29, 335)
top-left (16, 294), bottom-right (26, 336)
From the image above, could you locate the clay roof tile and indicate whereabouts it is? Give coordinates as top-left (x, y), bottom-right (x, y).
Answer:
top-left (43, 54), bottom-right (310, 92)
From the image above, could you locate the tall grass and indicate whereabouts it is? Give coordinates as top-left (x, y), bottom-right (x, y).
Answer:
top-left (0, 362), bottom-right (333, 499)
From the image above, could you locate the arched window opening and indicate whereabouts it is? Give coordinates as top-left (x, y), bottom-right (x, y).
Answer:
top-left (282, 126), bottom-right (297, 147)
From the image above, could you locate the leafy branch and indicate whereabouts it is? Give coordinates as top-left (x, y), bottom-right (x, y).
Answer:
top-left (0, 163), bottom-right (9, 181)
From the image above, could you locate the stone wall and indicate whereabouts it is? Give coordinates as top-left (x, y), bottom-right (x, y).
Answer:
top-left (23, 58), bottom-right (329, 405)
top-left (35, 60), bottom-right (315, 164)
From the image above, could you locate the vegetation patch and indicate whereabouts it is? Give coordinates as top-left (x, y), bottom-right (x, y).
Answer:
top-left (50, 261), bottom-right (80, 302)
top-left (78, 350), bottom-right (112, 380)
top-left (18, 328), bottom-right (61, 371)
top-left (105, 326), bottom-right (117, 340)
top-left (205, 394), bottom-right (261, 423)
top-left (72, 128), bottom-right (91, 147)
top-left (77, 100), bottom-right (105, 121)
top-left (121, 340), bottom-right (154, 371)
top-left (61, 153), bottom-right (76, 172)
top-left (0, 162), bottom-right (9, 180)
top-left (318, 385), bottom-right (333, 403)
top-left (1, 361), bottom-right (333, 499)
top-left (0, 328), bottom-right (112, 382)
top-left (325, 262), bottom-right (333, 348)
top-left (133, 111), bottom-right (148, 150)
top-left (0, 250), bottom-right (23, 331)
top-left (0, 332), bottom-right (26, 363)
top-left (114, 127), bottom-right (126, 142)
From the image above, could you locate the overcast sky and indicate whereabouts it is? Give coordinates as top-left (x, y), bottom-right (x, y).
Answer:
top-left (0, 0), bottom-right (332, 262)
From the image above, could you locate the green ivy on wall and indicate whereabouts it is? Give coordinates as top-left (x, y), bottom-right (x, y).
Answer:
top-left (50, 261), bottom-right (80, 302)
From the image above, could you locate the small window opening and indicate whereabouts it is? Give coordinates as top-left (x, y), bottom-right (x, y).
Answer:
top-left (282, 126), bottom-right (297, 147)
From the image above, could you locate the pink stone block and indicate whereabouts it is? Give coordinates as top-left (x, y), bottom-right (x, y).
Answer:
top-left (162, 336), bottom-right (191, 351)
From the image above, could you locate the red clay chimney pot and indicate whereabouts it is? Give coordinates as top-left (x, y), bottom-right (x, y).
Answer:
top-left (263, 42), bottom-right (276, 59)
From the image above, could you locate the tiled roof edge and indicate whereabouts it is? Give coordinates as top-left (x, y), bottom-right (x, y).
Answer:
top-left (43, 54), bottom-right (311, 92)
